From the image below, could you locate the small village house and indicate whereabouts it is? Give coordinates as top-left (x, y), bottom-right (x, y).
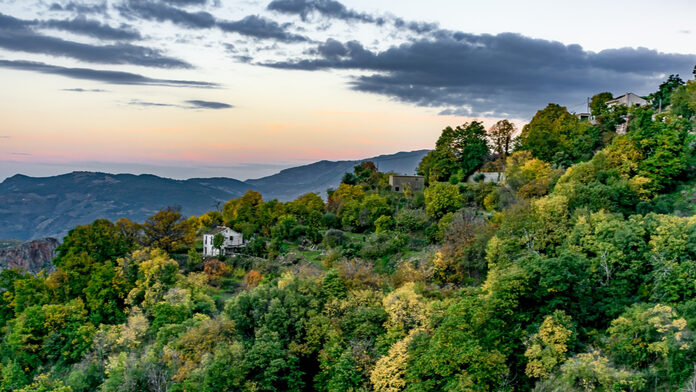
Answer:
top-left (202, 226), bottom-right (244, 257)
top-left (606, 93), bottom-right (650, 134)
top-left (606, 93), bottom-right (649, 108)
top-left (389, 174), bottom-right (425, 192)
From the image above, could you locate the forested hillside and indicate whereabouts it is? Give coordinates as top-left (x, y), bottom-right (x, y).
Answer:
top-left (1, 73), bottom-right (696, 392)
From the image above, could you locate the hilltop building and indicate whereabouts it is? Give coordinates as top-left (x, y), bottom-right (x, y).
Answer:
top-left (202, 226), bottom-right (244, 257)
top-left (389, 174), bottom-right (425, 192)
top-left (575, 112), bottom-right (595, 123)
top-left (606, 93), bottom-right (649, 108)
top-left (606, 93), bottom-right (650, 134)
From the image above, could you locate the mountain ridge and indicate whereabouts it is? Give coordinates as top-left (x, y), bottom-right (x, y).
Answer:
top-left (0, 149), bottom-right (429, 240)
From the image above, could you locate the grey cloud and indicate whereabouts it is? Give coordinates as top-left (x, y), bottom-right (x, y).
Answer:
top-left (128, 99), bottom-right (233, 109)
top-left (0, 136), bottom-right (9, 139)
top-left (185, 100), bottom-right (233, 109)
top-left (49, 1), bottom-right (108, 15)
top-left (0, 12), bottom-right (187, 68)
top-left (0, 12), bottom-right (31, 29)
top-left (41, 16), bottom-right (142, 40)
top-left (394, 18), bottom-right (438, 34)
top-left (0, 15), bottom-right (188, 68)
top-left (118, 1), bottom-right (308, 42)
top-left (263, 34), bottom-right (696, 117)
top-left (313, 38), bottom-right (347, 57)
top-left (117, 0), bottom-right (216, 28)
top-left (129, 99), bottom-right (177, 107)
top-left (0, 60), bottom-right (217, 88)
top-left (218, 15), bottom-right (307, 42)
top-left (62, 88), bottom-right (107, 92)
top-left (267, 0), bottom-right (380, 23)
top-left (162, 0), bottom-right (208, 4)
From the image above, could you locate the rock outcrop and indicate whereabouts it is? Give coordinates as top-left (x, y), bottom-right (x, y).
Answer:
top-left (0, 238), bottom-right (59, 274)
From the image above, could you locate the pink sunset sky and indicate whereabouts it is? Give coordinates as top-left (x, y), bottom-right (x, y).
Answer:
top-left (1, 0), bottom-right (695, 180)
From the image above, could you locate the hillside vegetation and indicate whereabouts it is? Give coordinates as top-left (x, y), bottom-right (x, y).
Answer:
top-left (1, 73), bottom-right (696, 392)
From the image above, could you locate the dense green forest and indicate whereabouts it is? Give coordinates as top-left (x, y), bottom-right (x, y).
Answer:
top-left (2, 72), bottom-right (696, 391)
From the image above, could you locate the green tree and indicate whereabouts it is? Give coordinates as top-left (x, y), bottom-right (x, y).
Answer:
top-left (424, 182), bottom-right (462, 218)
top-left (489, 119), bottom-right (516, 157)
top-left (55, 219), bottom-right (134, 264)
top-left (142, 207), bottom-right (194, 253)
top-left (650, 74), bottom-right (685, 110)
top-left (524, 311), bottom-right (574, 379)
top-left (16, 374), bottom-right (72, 392)
top-left (212, 233), bottom-right (225, 252)
top-left (518, 103), bottom-right (592, 165)
top-left (418, 122), bottom-right (490, 182)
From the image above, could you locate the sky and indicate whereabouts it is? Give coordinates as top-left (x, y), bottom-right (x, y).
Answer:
top-left (1, 0), bottom-right (695, 181)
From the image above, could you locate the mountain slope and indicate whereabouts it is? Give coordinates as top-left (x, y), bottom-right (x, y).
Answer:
top-left (247, 149), bottom-right (429, 200)
top-left (0, 172), bottom-right (253, 240)
top-left (0, 150), bottom-right (429, 240)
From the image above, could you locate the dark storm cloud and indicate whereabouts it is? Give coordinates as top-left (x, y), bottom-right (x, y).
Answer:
top-left (41, 17), bottom-right (142, 40)
top-left (263, 33), bottom-right (696, 117)
top-left (217, 15), bottom-right (307, 42)
top-left (267, 0), bottom-right (380, 23)
top-left (49, 1), bottom-right (108, 15)
top-left (0, 60), bottom-right (217, 88)
top-left (185, 100), bottom-right (233, 109)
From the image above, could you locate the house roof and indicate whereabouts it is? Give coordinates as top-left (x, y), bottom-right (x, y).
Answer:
top-left (606, 92), bottom-right (648, 104)
top-left (204, 226), bottom-right (234, 235)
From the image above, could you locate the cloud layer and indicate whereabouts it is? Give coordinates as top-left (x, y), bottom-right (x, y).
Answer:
top-left (1, 0), bottom-right (694, 117)
top-left (0, 60), bottom-right (217, 87)
top-left (264, 33), bottom-right (696, 117)
top-left (0, 12), bottom-right (189, 68)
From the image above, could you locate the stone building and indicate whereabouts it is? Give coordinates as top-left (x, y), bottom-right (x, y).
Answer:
top-left (389, 174), bottom-right (425, 192)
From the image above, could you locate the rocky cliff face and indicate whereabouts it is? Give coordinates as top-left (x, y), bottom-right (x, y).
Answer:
top-left (0, 238), bottom-right (59, 274)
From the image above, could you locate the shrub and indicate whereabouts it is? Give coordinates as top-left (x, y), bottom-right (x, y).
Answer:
top-left (375, 215), bottom-right (395, 233)
top-left (324, 229), bottom-right (347, 248)
top-left (394, 209), bottom-right (429, 232)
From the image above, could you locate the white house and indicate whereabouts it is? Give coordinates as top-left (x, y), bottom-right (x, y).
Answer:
top-left (606, 93), bottom-right (649, 108)
top-left (605, 93), bottom-right (650, 134)
top-left (202, 226), bottom-right (244, 257)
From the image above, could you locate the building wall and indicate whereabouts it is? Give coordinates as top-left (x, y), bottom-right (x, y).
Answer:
top-left (389, 175), bottom-right (425, 192)
top-left (467, 172), bottom-right (505, 184)
top-left (202, 228), bottom-right (243, 256)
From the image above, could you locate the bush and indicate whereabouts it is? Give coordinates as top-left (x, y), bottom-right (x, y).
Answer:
top-left (394, 209), bottom-right (429, 232)
top-left (374, 215), bottom-right (395, 233)
top-left (360, 232), bottom-right (408, 260)
top-left (322, 212), bottom-right (341, 229)
top-left (425, 182), bottom-right (463, 218)
top-left (324, 229), bottom-right (346, 248)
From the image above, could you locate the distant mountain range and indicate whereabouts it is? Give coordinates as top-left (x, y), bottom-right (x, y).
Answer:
top-left (0, 150), bottom-right (429, 241)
